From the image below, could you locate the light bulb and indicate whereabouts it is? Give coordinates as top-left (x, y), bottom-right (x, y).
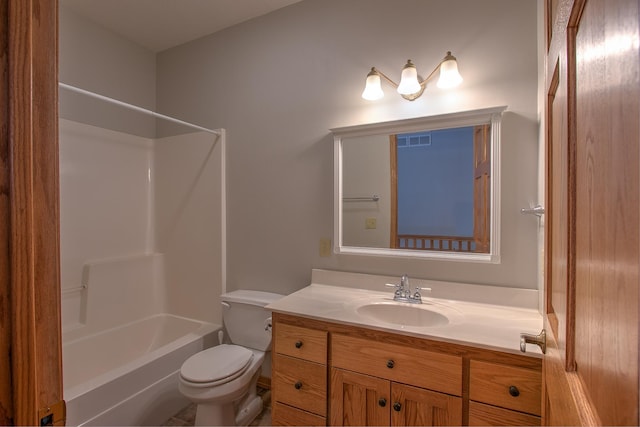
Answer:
top-left (362, 68), bottom-right (384, 100)
top-left (437, 52), bottom-right (463, 89)
top-left (397, 60), bottom-right (422, 95)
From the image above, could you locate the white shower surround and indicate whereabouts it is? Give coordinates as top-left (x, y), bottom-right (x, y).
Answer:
top-left (59, 119), bottom-right (226, 328)
top-left (59, 118), bottom-right (226, 424)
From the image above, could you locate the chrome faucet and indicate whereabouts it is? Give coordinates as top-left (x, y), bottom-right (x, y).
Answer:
top-left (385, 274), bottom-right (430, 304)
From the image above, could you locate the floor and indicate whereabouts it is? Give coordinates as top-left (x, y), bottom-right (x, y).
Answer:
top-left (162, 387), bottom-right (272, 426)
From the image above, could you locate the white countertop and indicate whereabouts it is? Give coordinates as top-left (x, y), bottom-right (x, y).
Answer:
top-left (267, 282), bottom-right (543, 357)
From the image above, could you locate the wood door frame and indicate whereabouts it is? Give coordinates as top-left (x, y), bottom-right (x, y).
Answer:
top-left (1, 0), bottom-right (64, 425)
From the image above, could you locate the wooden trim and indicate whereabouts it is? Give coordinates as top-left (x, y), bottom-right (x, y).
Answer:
top-left (9, 1), bottom-right (39, 422)
top-left (0, 0), bottom-right (13, 424)
top-left (8, 0), bottom-right (63, 425)
top-left (545, 59), bottom-right (560, 341)
top-left (564, 13), bottom-right (578, 374)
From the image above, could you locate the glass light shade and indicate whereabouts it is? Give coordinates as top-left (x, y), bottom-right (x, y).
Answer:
top-left (362, 69), bottom-right (384, 100)
top-left (397, 60), bottom-right (422, 95)
top-left (437, 53), bottom-right (463, 89)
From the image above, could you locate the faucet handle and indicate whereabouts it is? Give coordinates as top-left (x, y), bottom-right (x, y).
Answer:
top-left (412, 286), bottom-right (431, 301)
top-left (385, 282), bottom-right (403, 297)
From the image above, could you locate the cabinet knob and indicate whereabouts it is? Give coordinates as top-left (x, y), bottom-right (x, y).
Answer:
top-left (378, 398), bottom-right (387, 407)
top-left (386, 360), bottom-right (395, 369)
top-left (392, 402), bottom-right (402, 412)
top-left (509, 385), bottom-right (520, 397)
top-left (295, 341), bottom-right (303, 348)
top-left (294, 381), bottom-right (302, 390)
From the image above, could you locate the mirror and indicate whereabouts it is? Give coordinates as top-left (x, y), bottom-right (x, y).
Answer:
top-left (332, 106), bottom-right (506, 262)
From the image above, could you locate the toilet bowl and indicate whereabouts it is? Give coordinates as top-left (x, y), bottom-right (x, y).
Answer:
top-left (178, 290), bottom-right (283, 426)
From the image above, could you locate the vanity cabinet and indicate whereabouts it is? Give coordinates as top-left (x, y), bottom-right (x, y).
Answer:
top-left (330, 334), bottom-right (462, 426)
top-left (330, 368), bottom-right (462, 426)
top-left (271, 313), bottom-right (541, 427)
top-left (272, 322), bottom-right (328, 426)
top-left (468, 360), bottom-right (541, 426)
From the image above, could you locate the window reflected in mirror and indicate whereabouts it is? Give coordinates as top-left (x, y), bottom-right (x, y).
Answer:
top-left (334, 107), bottom-right (504, 262)
top-left (392, 125), bottom-right (490, 253)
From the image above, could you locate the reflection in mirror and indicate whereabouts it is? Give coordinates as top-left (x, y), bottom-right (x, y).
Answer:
top-left (333, 106), bottom-right (506, 262)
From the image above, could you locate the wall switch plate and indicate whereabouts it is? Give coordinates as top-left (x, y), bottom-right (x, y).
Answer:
top-left (365, 218), bottom-right (377, 229)
top-left (319, 238), bottom-right (332, 257)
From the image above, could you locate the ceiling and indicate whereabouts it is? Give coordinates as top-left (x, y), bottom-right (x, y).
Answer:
top-left (61, 0), bottom-right (303, 52)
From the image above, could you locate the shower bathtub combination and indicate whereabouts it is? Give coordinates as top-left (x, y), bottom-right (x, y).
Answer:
top-left (59, 83), bottom-right (226, 426)
top-left (62, 254), bottom-right (220, 426)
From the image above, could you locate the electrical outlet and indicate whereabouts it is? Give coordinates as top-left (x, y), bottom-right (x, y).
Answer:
top-left (319, 238), bottom-right (332, 257)
top-left (365, 217), bottom-right (377, 229)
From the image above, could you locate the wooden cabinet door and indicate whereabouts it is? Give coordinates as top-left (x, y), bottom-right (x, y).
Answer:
top-left (390, 383), bottom-right (462, 427)
top-left (329, 368), bottom-right (389, 426)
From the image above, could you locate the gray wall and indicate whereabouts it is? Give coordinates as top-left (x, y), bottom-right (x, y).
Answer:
top-left (59, 5), bottom-right (157, 136)
top-left (156, 0), bottom-right (540, 294)
top-left (60, 0), bottom-right (541, 298)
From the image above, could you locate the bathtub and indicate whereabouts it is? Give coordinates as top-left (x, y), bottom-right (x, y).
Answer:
top-left (63, 313), bottom-right (220, 426)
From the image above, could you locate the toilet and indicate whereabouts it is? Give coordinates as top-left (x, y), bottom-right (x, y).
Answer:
top-left (178, 290), bottom-right (283, 426)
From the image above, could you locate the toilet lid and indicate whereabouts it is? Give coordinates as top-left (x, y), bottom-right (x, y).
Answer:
top-left (180, 344), bottom-right (254, 384)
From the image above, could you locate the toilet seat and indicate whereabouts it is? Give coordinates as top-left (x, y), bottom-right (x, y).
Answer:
top-left (180, 344), bottom-right (254, 387)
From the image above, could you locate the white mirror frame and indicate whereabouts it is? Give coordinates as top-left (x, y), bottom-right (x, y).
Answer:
top-left (332, 106), bottom-right (506, 263)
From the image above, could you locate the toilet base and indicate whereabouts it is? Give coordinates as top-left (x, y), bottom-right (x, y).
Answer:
top-left (194, 402), bottom-right (235, 426)
top-left (235, 395), bottom-right (263, 426)
top-left (192, 366), bottom-right (264, 426)
top-left (193, 395), bottom-right (263, 426)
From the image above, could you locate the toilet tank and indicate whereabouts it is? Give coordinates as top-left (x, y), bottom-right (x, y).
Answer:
top-left (221, 290), bottom-right (284, 351)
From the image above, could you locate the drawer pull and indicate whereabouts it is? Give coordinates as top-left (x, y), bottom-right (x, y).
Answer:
top-left (378, 398), bottom-right (387, 407)
top-left (509, 385), bottom-right (520, 397)
top-left (294, 381), bottom-right (302, 390)
top-left (393, 402), bottom-right (402, 412)
top-left (295, 340), bottom-right (303, 348)
top-left (386, 359), bottom-right (395, 369)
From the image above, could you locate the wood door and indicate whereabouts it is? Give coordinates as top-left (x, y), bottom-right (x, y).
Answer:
top-left (390, 383), bottom-right (462, 426)
top-left (329, 368), bottom-right (389, 426)
top-left (543, 0), bottom-right (639, 425)
top-left (389, 135), bottom-right (399, 248)
top-left (472, 124), bottom-right (490, 252)
top-left (0, 0), bottom-right (64, 425)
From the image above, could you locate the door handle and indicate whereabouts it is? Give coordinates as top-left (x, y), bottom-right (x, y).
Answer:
top-left (520, 329), bottom-right (546, 354)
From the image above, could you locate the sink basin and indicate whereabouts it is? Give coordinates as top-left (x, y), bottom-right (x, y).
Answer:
top-left (356, 302), bottom-right (449, 327)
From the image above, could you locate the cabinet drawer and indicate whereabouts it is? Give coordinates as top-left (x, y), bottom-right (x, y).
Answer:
top-left (469, 360), bottom-right (541, 416)
top-left (469, 401), bottom-right (540, 426)
top-left (275, 323), bottom-right (327, 364)
top-left (272, 402), bottom-right (326, 426)
top-left (331, 334), bottom-right (462, 396)
top-left (273, 354), bottom-right (327, 416)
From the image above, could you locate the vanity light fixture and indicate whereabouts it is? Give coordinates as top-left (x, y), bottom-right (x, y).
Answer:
top-left (362, 51), bottom-right (463, 101)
